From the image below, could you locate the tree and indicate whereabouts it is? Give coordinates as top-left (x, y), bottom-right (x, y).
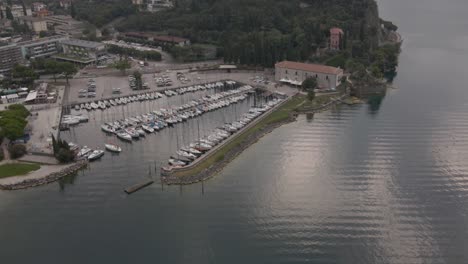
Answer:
top-left (51, 135), bottom-right (75, 163)
top-left (1, 121), bottom-right (25, 140)
top-left (70, 1), bottom-right (76, 18)
top-left (111, 59), bottom-right (131, 75)
top-left (59, 62), bottom-right (77, 83)
top-left (11, 65), bottom-right (38, 86)
top-left (21, 1), bottom-right (27, 16)
top-left (39, 31), bottom-right (47, 38)
top-left (44, 59), bottom-right (60, 82)
top-left (133, 70), bottom-right (142, 89)
top-left (307, 89), bottom-right (315, 101)
top-left (302, 76), bottom-right (317, 91)
top-left (8, 144), bottom-right (27, 159)
top-left (6, 6), bottom-right (13, 20)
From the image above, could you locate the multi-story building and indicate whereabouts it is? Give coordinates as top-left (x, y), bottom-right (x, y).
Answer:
top-left (32, 2), bottom-right (47, 11)
top-left (275, 61), bottom-right (344, 89)
top-left (45, 15), bottom-right (84, 38)
top-left (55, 39), bottom-right (106, 65)
top-left (330, 27), bottom-right (344, 51)
top-left (18, 35), bottom-right (68, 59)
top-left (17, 16), bottom-right (48, 33)
top-left (0, 44), bottom-right (23, 73)
top-left (0, 4), bottom-right (32, 18)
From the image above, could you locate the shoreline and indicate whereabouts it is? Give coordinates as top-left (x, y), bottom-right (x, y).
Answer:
top-left (161, 93), bottom-right (349, 185)
top-left (0, 160), bottom-right (88, 190)
top-left (161, 113), bottom-right (297, 185)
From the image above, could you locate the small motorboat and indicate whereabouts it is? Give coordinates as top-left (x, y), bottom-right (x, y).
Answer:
top-left (105, 143), bottom-right (122, 153)
top-left (101, 124), bottom-right (115, 134)
top-left (68, 142), bottom-right (79, 151)
top-left (88, 149), bottom-right (105, 161)
top-left (77, 146), bottom-right (92, 157)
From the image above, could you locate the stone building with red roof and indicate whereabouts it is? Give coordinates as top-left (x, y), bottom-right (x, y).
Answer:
top-left (275, 61), bottom-right (344, 89)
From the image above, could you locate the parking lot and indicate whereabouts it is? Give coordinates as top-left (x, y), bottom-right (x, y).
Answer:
top-left (67, 68), bottom-right (295, 105)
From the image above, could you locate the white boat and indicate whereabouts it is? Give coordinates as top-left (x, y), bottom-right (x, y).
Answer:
top-left (77, 115), bottom-right (89, 122)
top-left (62, 117), bottom-right (80, 125)
top-left (169, 158), bottom-right (186, 166)
top-left (98, 101), bottom-right (106, 109)
top-left (78, 146), bottom-right (92, 157)
top-left (136, 127), bottom-right (145, 137)
top-left (141, 124), bottom-right (154, 133)
top-left (74, 105), bottom-right (80, 111)
top-left (117, 131), bottom-right (132, 142)
top-left (88, 150), bottom-right (105, 161)
top-left (125, 128), bottom-right (140, 138)
top-left (177, 150), bottom-right (196, 160)
top-left (91, 102), bottom-right (99, 109)
top-left (105, 143), bottom-right (122, 153)
top-left (68, 142), bottom-right (79, 151)
top-left (101, 124), bottom-right (115, 133)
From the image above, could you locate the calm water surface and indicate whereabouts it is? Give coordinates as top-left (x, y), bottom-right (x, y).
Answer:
top-left (2, 0), bottom-right (468, 263)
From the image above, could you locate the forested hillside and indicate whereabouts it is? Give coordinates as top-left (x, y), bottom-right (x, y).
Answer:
top-left (116, 0), bottom-right (390, 66)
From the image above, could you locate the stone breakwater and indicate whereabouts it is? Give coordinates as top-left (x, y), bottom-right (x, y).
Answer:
top-left (0, 160), bottom-right (88, 190)
top-left (161, 114), bottom-right (297, 185)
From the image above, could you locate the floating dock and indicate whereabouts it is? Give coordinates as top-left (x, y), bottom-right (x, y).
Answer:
top-left (124, 180), bottom-right (154, 194)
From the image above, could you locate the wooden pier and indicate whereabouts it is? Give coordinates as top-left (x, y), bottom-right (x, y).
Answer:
top-left (124, 180), bottom-right (154, 194)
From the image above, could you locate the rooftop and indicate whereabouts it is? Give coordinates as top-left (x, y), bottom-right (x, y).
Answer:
top-left (330, 27), bottom-right (344, 34)
top-left (61, 39), bottom-right (104, 49)
top-left (275, 61), bottom-right (343, 75)
top-left (125, 32), bottom-right (189, 43)
top-left (18, 16), bottom-right (46, 22)
top-left (18, 35), bottom-right (68, 46)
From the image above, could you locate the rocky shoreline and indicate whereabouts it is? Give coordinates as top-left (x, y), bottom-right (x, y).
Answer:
top-left (0, 160), bottom-right (88, 190)
top-left (161, 114), bottom-right (297, 185)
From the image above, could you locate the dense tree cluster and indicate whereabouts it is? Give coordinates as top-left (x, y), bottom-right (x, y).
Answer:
top-left (116, 0), bottom-right (384, 68)
top-left (30, 59), bottom-right (77, 83)
top-left (74, 0), bottom-right (137, 27)
top-left (0, 104), bottom-right (30, 141)
top-left (111, 59), bottom-right (131, 74)
top-left (11, 64), bottom-right (38, 87)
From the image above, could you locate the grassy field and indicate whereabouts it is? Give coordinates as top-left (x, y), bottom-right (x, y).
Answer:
top-left (171, 95), bottom-right (306, 178)
top-left (0, 163), bottom-right (41, 179)
top-left (297, 94), bottom-right (337, 110)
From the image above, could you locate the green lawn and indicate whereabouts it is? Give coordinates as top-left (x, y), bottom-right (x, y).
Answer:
top-left (171, 95), bottom-right (306, 178)
top-left (0, 163), bottom-right (41, 179)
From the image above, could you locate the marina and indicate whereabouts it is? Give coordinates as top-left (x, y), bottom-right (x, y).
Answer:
top-left (60, 79), bottom-right (281, 179)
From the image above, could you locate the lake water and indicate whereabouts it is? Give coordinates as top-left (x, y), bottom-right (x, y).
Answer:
top-left (2, 0), bottom-right (468, 263)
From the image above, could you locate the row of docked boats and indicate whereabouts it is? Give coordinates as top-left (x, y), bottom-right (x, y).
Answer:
top-left (172, 82), bottom-right (226, 95)
top-left (162, 98), bottom-right (284, 171)
top-left (73, 81), bottom-right (231, 111)
top-left (74, 92), bottom-right (164, 111)
top-left (61, 114), bottom-right (89, 126)
top-left (100, 86), bottom-right (254, 142)
top-left (74, 142), bottom-right (123, 161)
